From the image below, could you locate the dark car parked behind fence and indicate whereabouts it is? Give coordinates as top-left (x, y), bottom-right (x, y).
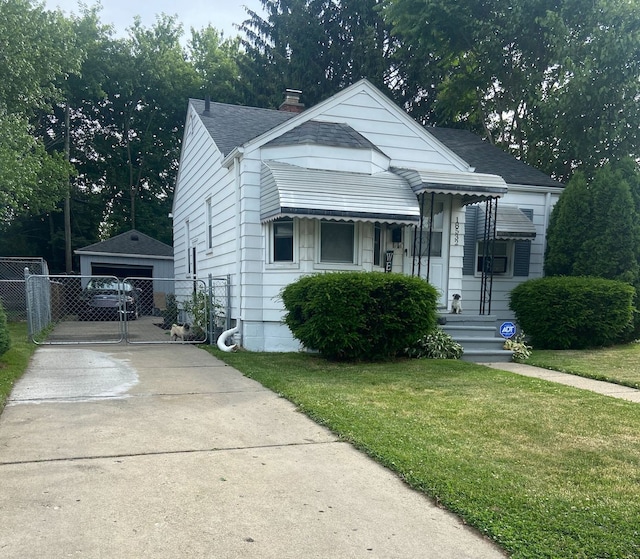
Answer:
top-left (78, 278), bottom-right (140, 321)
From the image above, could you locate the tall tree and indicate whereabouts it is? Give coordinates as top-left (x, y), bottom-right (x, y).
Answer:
top-left (239, 0), bottom-right (393, 108)
top-left (0, 0), bottom-right (81, 226)
top-left (381, 0), bottom-right (640, 182)
top-left (1, 9), bottom-right (204, 267)
top-left (188, 26), bottom-right (247, 104)
top-left (67, 14), bottom-right (199, 245)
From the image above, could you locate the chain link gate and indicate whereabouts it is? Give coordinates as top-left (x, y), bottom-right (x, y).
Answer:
top-left (25, 274), bottom-right (230, 345)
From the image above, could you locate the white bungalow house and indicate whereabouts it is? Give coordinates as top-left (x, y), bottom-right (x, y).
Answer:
top-left (171, 79), bottom-right (563, 354)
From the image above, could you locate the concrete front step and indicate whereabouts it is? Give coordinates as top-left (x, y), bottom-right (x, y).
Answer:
top-left (461, 348), bottom-right (515, 363)
top-left (441, 325), bottom-right (496, 338)
top-left (439, 314), bottom-right (514, 363)
top-left (454, 337), bottom-right (508, 351)
top-left (438, 314), bottom-right (498, 327)
top-left (456, 337), bottom-right (514, 363)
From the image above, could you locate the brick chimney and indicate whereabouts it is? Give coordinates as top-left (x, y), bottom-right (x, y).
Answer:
top-left (279, 89), bottom-right (304, 113)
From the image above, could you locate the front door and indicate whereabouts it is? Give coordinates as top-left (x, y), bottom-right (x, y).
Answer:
top-left (404, 196), bottom-right (450, 308)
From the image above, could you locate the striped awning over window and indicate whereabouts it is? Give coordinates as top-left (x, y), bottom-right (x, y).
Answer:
top-left (260, 161), bottom-right (421, 225)
top-left (477, 205), bottom-right (536, 240)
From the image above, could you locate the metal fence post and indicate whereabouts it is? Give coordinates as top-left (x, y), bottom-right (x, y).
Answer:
top-left (24, 267), bottom-right (33, 339)
top-left (208, 274), bottom-right (214, 345)
top-left (225, 274), bottom-right (231, 330)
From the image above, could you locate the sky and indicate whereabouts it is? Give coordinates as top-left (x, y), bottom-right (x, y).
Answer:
top-left (43, 0), bottom-right (264, 40)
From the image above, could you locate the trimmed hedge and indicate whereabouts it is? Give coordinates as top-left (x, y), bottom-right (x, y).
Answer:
top-left (509, 276), bottom-right (635, 349)
top-left (0, 300), bottom-right (10, 357)
top-left (281, 272), bottom-right (438, 361)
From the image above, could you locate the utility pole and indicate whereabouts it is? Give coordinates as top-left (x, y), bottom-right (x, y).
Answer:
top-left (64, 101), bottom-right (72, 273)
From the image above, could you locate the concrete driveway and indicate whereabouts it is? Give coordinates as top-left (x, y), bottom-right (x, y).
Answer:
top-left (0, 344), bottom-right (505, 558)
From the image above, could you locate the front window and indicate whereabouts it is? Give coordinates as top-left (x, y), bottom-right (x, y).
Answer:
top-left (477, 240), bottom-right (511, 275)
top-left (320, 221), bottom-right (355, 263)
top-left (273, 218), bottom-right (294, 262)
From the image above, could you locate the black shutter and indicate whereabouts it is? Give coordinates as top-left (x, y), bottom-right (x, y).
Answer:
top-left (463, 206), bottom-right (478, 275)
top-left (513, 209), bottom-right (533, 277)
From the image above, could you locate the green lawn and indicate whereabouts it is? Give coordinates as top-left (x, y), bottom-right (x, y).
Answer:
top-left (207, 349), bottom-right (640, 559)
top-left (0, 322), bottom-right (36, 412)
top-left (3, 326), bottom-right (639, 558)
top-left (528, 343), bottom-right (640, 389)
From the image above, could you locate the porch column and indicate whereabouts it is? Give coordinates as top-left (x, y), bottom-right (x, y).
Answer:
top-left (446, 198), bottom-right (466, 310)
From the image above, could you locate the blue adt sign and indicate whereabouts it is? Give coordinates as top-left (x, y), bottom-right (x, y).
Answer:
top-left (500, 322), bottom-right (516, 339)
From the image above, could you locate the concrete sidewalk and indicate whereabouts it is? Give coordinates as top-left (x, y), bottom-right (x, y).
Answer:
top-left (484, 362), bottom-right (640, 403)
top-left (0, 344), bottom-right (506, 558)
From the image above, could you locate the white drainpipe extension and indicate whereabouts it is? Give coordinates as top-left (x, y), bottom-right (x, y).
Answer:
top-left (217, 326), bottom-right (239, 352)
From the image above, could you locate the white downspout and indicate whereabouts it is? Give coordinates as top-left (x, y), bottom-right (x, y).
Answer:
top-left (233, 155), bottom-right (243, 343)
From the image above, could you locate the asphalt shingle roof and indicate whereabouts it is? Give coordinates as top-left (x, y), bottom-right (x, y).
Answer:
top-left (76, 229), bottom-right (173, 257)
top-left (191, 98), bottom-right (562, 188)
top-left (426, 127), bottom-right (563, 188)
top-left (264, 120), bottom-right (380, 151)
top-left (190, 99), bottom-right (295, 157)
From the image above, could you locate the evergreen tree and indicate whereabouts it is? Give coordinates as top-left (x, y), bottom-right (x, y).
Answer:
top-left (545, 159), bottom-right (640, 286)
top-left (239, 0), bottom-right (392, 109)
top-left (544, 172), bottom-right (591, 277)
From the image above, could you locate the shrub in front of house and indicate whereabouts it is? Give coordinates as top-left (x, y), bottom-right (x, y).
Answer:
top-left (509, 276), bottom-right (635, 349)
top-left (0, 300), bottom-right (10, 357)
top-left (404, 327), bottom-right (463, 359)
top-left (281, 272), bottom-right (438, 361)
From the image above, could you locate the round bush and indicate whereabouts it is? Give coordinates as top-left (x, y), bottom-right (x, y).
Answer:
top-left (281, 272), bottom-right (438, 361)
top-left (509, 276), bottom-right (635, 349)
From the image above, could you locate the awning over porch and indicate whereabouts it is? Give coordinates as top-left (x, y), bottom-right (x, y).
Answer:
top-left (392, 167), bottom-right (508, 205)
top-left (477, 205), bottom-right (537, 240)
top-left (260, 161), bottom-right (421, 225)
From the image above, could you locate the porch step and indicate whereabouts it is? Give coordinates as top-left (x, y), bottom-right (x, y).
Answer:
top-left (442, 325), bottom-right (496, 337)
top-left (460, 348), bottom-right (515, 363)
top-left (439, 315), bottom-right (514, 363)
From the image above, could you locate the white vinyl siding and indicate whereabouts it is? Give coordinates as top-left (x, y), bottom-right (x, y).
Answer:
top-left (172, 104), bottom-right (238, 285)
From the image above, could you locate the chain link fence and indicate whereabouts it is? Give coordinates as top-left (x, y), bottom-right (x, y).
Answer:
top-left (0, 257), bottom-right (49, 322)
top-left (23, 273), bottom-right (230, 345)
